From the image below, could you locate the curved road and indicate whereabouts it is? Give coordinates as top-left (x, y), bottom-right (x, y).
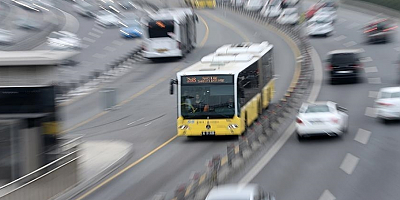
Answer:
top-left (228, 1), bottom-right (400, 200)
top-left (58, 0), bottom-right (299, 200)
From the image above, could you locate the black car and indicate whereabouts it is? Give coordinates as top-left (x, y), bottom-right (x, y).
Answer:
top-left (363, 18), bottom-right (397, 43)
top-left (326, 49), bottom-right (363, 84)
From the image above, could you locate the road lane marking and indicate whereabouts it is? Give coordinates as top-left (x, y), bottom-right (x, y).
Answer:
top-left (364, 66), bottom-right (378, 73)
top-left (112, 40), bottom-right (124, 46)
top-left (365, 107), bottom-right (377, 118)
top-left (94, 24), bottom-right (106, 30)
top-left (343, 41), bottom-right (357, 47)
top-left (144, 122), bottom-right (152, 126)
top-left (354, 128), bottom-right (371, 145)
top-left (104, 46), bottom-right (116, 52)
top-left (92, 53), bottom-right (104, 59)
top-left (201, 10), bottom-right (250, 42)
top-left (83, 37), bottom-right (96, 43)
top-left (334, 35), bottom-right (346, 41)
top-left (318, 190), bottom-right (336, 200)
top-left (92, 27), bottom-right (104, 34)
top-left (368, 77), bottom-right (381, 84)
top-left (74, 135), bottom-right (178, 200)
top-left (361, 57), bottom-right (373, 63)
top-left (88, 32), bottom-right (101, 38)
top-left (340, 153), bottom-right (360, 175)
top-left (368, 91), bottom-right (378, 98)
top-left (239, 47), bottom-right (323, 184)
top-left (127, 118), bottom-right (144, 126)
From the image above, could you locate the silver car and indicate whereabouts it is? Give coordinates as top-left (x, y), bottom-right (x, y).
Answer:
top-left (206, 184), bottom-right (276, 200)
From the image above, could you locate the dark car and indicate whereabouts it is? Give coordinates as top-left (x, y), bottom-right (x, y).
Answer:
top-left (363, 18), bottom-right (397, 43)
top-left (326, 49), bottom-right (364, 84)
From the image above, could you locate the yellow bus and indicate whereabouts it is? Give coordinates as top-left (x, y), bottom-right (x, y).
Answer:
top-left (170, 41), bottom-right (275, 136)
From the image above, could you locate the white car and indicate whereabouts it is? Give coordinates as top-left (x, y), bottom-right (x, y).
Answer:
top-left (73, 0), bottom-right (97, 17)
top-left (205, 184), bottom-right (276, 200)
top-left (244, 0), bottom-right (264, 11)
top-left (260, 0), bottom-right (282, 18)
top-left (95, 10), bottom-right (122, 27)
top-left (314, 6), bottom-right (337, 22)
top-left (375, 87), bottom-right (400, 123)
top-left (296, 101), bottom-right (348, 140)
top-left (307, 14), bottom-right (334, 36)
top-left (277, 7), bottom-right (299, 25)
top-left (47, 31), bottom-right (82, 50)
top-left (0, 29), bottom-right (14, 45)
top-left (283, 0), bottom-right (299, 6)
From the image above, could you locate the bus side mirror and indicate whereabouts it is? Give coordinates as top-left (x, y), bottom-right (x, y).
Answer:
top-left (170, 79), bottom-right (177, 95)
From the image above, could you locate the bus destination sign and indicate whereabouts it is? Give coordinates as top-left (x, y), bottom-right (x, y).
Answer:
top-left (182, 75), bottom-right (233, 84)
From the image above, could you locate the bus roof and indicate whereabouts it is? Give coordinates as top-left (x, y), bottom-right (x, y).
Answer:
top-left (148, 11), bottom-right (188, 23)
top-left (177, 41), bottom-right (273, 76)
top-left (0, 50), bottom-right (79, 66)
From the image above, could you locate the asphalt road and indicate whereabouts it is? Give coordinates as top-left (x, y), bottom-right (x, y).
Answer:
top-left (0, 0), bottom-right (56, 50)
top-left (229, 1), bottom-right (400, 200)
top-left (59, 2), bottom-right (297, 200)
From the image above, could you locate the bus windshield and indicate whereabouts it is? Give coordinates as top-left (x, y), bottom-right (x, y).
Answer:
top-left (180, 75), bottom-right (235, 119)
top-left (148, 20), bottom-right (175, 38)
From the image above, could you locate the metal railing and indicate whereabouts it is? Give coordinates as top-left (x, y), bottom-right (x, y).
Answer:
top-left (0, 148), bottom-right (80, 200)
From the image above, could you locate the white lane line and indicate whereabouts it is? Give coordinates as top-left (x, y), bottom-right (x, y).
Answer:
top-left (346, 22), bottom-right (360, 29)
top-left (81, 44), bottom-right (89, 49)
top-left (104, 46), bottom-right (116, 52)
top-left (318, 190), bottom-right (336, 200)
top-left (144, 122), bottom-right (152, 126)
top-left (239, 48), bottom-right (323, 184)
top-left (354, 129), bottom-right (371, 145)
top-left (112, 40), bottom-right (124, 46)
top-left (92, 27), bottom-right (104, 34)
top-left (361, 57), bottom-right (373, 63)
top-left (343, 41), bottom-right (357, 47)
top-left (368, 91), bottom-right (378, 98)
top-left (394, 47), bottom-right (400, 52)
top-left (364, 66), bottom-right (378, 73)
top-left (92, 53), bottom-right (104, 59)
top-left (83, 37), bottom-right (96, 43)
top-left (340, 153), bottom-right (360, 175)
top-left (127, 118), bottom-right (144, 126)
top-left (334, 35), bottom-right (347, 41)
top-left (368, 77), bottom-right (381, 84)
top-left (88, 32), bottom-right (101, 38)
top-left (365, 107), bottom-right (377, 118)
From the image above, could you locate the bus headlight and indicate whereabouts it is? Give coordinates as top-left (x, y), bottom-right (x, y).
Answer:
top-left (228, 124), bottom-right (239, 129)
top-left (178, 125), bottom-right (189, 130)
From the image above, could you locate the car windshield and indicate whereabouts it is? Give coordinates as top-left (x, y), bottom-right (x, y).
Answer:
top-left (49, 32), bottom-right (63, 39)
top-left (330, 53), bottom-right (358, 65)
top-left (380, 91), bottom-right (400, 98)
top-left (305, 105), bottom-right (330, 113)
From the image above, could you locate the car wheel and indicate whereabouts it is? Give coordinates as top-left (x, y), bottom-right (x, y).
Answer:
top-left (381, 118), bottom-right (389, 124)
top-left (330, 78), bottom-right (336, 85)
top-left (342, 122), bottom-right (348, 133)
top-left (297, 134), bottom-right (303, 141)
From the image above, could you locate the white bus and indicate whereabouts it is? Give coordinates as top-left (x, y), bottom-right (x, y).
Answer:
top-left (170, 41), bottom-right (275, 136)
top-left (142, 8), bottom-right (198, 60)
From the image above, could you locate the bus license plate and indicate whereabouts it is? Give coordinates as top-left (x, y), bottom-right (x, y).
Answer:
top-left (202, 131), bottom-right (215, 136)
